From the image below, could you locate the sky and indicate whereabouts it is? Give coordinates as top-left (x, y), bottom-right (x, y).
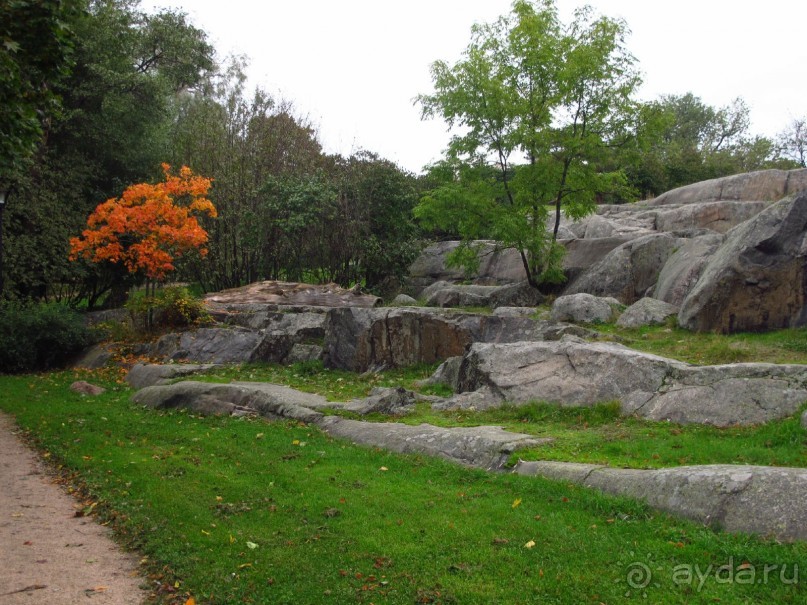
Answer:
top-left (143, 0), bottom-right (807, 174)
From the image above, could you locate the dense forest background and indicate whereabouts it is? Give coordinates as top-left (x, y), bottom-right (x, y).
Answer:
top-left (1, 0), bottom-right (805, 307)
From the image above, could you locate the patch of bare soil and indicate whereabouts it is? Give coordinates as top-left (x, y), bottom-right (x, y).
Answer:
top-left (0, 412), bottom-right (147, 604)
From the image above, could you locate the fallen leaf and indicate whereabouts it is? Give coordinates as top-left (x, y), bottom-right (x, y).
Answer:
top-left (184, 598), bottom-right (196, 605)
top-left (512, 498), bottom-right (522, 509)
top-left (238, 563), bottom-right (252, 569)
top-left (379, 466), bottom-right (388, 472)
top-left (246, 541), bottom-right (258, 550)
top-left (524, 540), bottom-right (536, 549)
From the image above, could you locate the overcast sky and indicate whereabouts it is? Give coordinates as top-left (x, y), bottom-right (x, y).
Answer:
top-left (144, 0), bottom-right (807, 174)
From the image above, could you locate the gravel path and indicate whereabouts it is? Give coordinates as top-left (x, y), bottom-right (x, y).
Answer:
top-left (0, 412), bottom-right (147, 604)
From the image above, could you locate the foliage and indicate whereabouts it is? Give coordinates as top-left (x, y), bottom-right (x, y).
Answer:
top-left (417, 0), bottom-right (641, 288)
top-left (0, 0), bottom-right (80, 179)
top-left (125, 285), bottom-right (211, 331)
top-left (69, 164), bottom-right (216, 281)
top-left (777, 117), bottom-right (807, 168)
top-left (2, 0), bottom-right (214, 303)
top-left (0, 301), bottom-right (96, 373)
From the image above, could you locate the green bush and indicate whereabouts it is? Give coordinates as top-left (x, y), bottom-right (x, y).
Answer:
top-left (126, 286), bottom-right (211, 331)
top-left (0, 302), bottom-right (97, 374)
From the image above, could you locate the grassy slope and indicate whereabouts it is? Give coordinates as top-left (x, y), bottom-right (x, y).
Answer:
top-left (1, 368), bottom-right (806, 604)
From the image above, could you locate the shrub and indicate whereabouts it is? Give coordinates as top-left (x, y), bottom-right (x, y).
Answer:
top-left (125, 286), bottom-right (211, 331)
top-left (0, 302), bottom-right (97, 373)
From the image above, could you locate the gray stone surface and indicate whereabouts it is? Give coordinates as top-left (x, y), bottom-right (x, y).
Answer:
top-left (320, 417), bottom-right (549, 470)
top-left (565, 233), bottom-right (682, 303)
top-left (343, 387), bottom-right (417, 415)
top-left (616, 297), bottom-right (679, 328)
top-left (422, 281), bottom-right (543, 309)
top-left (653, 201), bottom-right (769, 233)
top-left (391, 294), bottom-right (418, 306)
top-left (152, 328), bottom-right (262, 363)
top-left (446, 340), bottom-right (807, 426)
top-left (125, 363), bottom-right (218, 389)
top-left (652, 234), bottom-right (724, 306)
top-left (550, 293), bottom-right (619, 324)
top-left (72, 344), bottom-right (115, 370)
top-left (649, 168), bottom-right (807, 206)
top-left (514, 460), bottom-right (807, 542)
top-left (679, 191), bottom-right (807, 332)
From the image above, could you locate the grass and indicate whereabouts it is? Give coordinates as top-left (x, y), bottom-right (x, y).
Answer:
top-left (1, 368), bottom-right (806, 604)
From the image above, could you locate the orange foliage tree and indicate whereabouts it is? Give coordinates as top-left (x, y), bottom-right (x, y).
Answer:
top-left (70, 164), bottom-right (216, 282)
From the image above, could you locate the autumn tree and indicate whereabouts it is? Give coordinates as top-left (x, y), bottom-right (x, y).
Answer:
top-left (69, 164), bottom-right (216, 286)
top-left (416, 0), bottom-right (640, 288)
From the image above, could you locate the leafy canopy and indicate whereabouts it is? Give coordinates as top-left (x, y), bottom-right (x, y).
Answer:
top-left (69, 164), bottom-right (216, 281)
top-left (416, 0), bottom-right (640, 287)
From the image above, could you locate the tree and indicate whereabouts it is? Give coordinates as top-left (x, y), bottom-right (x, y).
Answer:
top-left (778, 117), bottom-right (807, 168)
top-left (69, 164), bottom-right (216, 282)
top-left (416, 0), bottom-right (640, 288)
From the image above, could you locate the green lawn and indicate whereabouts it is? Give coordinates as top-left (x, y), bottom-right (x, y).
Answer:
top-left (1, 368), bottom-right (805, 604)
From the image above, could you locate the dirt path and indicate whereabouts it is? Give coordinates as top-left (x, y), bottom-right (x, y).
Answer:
top-left (0, 412), bottom-right (147, 604)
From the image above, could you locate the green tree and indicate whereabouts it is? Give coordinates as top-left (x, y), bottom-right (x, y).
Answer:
top-left (416, 0), bottom-right (640, 288)
top-left (777, 117), bottom-right (806, 168)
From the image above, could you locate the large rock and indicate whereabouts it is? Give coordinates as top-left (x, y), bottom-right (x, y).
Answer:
top-left (653, 201), bottom-right (769, 234)
top-left (650, 168), bottom-right (807, 206)
top-left (205, 280), bottom-right (381, 308)
top-left (126, 362), bottom-right (218, 389)
top-left (679, 191), bottom-right (807, 332)
top-left (421, 281), bottom-right (543, 308)
top-left (559, 236), bottom-right (635, 285)
top-left (153, 328), bottom-right (262, 364)
top-left (550, 293), bottom-right (619, 324)
top-left (616, 297), bottom-right (679, 328)
top-left (323, 307), bottom-right (545, 372)
top-left (445, 340), bottom-right (807, 426)
top-left (652, 234), bottom-right (724, 306)
top-left (407, 241), bottom-right (525, 296)
top-left (515, 461), bottom-right (807, 543)
top-left (564, 233), bottom-right (682, 303)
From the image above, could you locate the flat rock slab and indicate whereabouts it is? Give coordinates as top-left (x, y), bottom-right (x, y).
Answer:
top-left (321, 417), bottom-right (549, 470)
top-left (447, 340), bottom-right (807, 426)
top-left (125, 363), bottom-right (218, 389)
top-left (205, 280), bottom-right (381, 308)
top-left (514, 460), bottom-right (807, 542)
top-left (0, 413), bottom-right (145, 604)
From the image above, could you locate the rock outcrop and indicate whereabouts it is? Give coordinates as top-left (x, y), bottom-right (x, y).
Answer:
top-left (514, 461), bottom-right (807, 542)
top-left (616, 297), bottom-right (679, 329)
top-left (440, 340), bottom-right (807, 426)
top-left (678, 191), bottom-right (807, 332)
top-left (205, 280), bottom-right (382, 308)
top-left (421, 280), bottom-right (543, 309)
top-left (550, 293), bottom-right (620, 324)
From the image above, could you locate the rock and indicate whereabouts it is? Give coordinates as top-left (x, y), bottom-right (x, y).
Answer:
top-left (406, 240), bottom-right (526, 296)
top-left (72, 344), bottom-right (114, 370)
top-left (132, 381), bottom-right (328, 424)
top-left (153, 327), bottom-right (262, 363)
top-left (550, 293), bottom-right (619, 324)
top-left (423, 356), bottom-right (463, 391)
top-left (652, 234), bottom-right (724, 306)
top-left (70, 381), bottom-right (105, 396)
top-left (391, 294), bottom-right (418, 306)
top-left (447, 340), bottom-right (807, 426)
top-left (559, 236), bottom-right (635, 285)
top-left (125, 363), bottom-right (218, 390)
top-left (323, 307), bottom-right (546, 372)
top-left (422, 281), bottom-right (543, 309)
top-left (205, 280), bottom-right (382, 308)
top-left (564, 233), bottom-right (682, 303)
top-left (493, 306), bottom-right (536, 318)
top-left (653, 201), bottom-right (769, 233)
top-left (284, 343), bottom-right (323, 364)
top-left (616, 297), bottom-right (679, 328)
top-left (678, 191), bottom-right (807, 332)
top-left (320, 417), bottom-right (549, 470)
top-left (514, 461), bottom-right (807, 543)
top-left (650, 168), bottom-right (807, 206)
top-left (343, 387), bottom-right (417, 415)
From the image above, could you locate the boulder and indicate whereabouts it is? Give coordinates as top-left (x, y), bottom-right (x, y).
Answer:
top-left (515, 461), bottom-right (807, 543)
top-left (564, 233), bottom-right (682, 303)
top-left (650, 168), bottom-right (807, 206)
top-left (205, 280), bottom-right (382, 308)
top-left (678, 191), bottom-right (807, 332)
top-left (559, 236), bottom-right (635, 285)
top-left (422, 281), bottom-right (543, 308)
top-left (152, 327), bottom-right (262, 363)
top-left (653, 201), bottom-right (768, 234)
top-left (616, 298), bottom-right (679, 329)
top-left (406, 240), bottom-right (525, 296)
top-left (550, 293), bottom-right (619, 324)
top-left (391, 294), bottom-right (418, 306)
top-left (126, 363), bottom-right (218, 389)
top-left (70, 381), bottom-right (105, 396)
top-left (652, 234), bottom-right (724, 306)
top-left (72, 344), bottom-right (115, 370)
top-left (343, 387), bottom-right (417, 415)
top-left (446, 340), bottom-right (807, 426)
